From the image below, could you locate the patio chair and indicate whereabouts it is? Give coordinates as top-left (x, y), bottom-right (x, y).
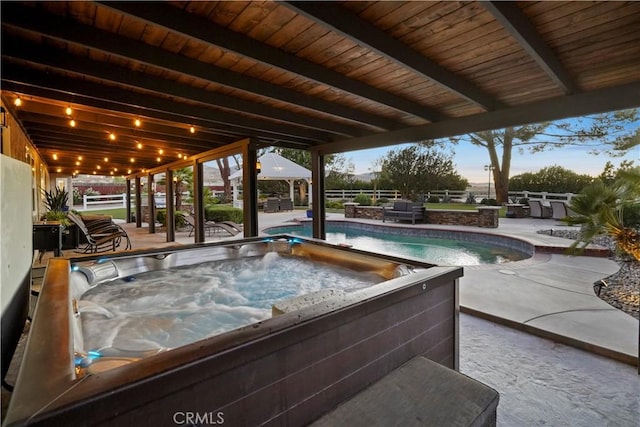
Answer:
top-left (528, 200), bottom-right (552, 218)
top-left (264, 198), bottom-right (280, 213)
top-left (279, 198), bottom-right (293, 211)
top-left (181, 214), bottom-right (240, 237)
top-left (67, 212), bottom-right (131, 253)
top-left (550, 201), bottom-right (569, 220)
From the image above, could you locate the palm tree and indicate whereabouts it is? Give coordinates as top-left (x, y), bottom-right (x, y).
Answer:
top-left (156, 167), bottom-right (193, 211)
top-left (563, 168), bottom-right (640, 261)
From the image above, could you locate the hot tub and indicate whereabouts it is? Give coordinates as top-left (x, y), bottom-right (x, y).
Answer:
top-left (5, 236), bottom-right (462, 426)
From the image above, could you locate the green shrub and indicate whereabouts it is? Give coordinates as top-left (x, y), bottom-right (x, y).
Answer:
top-left (623, 203), bottom-right (640, 228)
top-left (205, 204), bottom-right (243, 223)
top-left (84, 187), bottom-right (100, 197)
top-left (326, 200), bottom-right (344, 209)
top-left (376, 197), bottom-right (389, 205)
top-left (427, 196), bottom-right (440, 203)
top-left (465, 193), bottom-right (476, 204)
top-left (73, 188), bottom-right (83, 205)
top-left (156, 209), bottom-right (188, 228)
top-left (353, 193), bottom-right (372, 206)
top-left (481, 198), bottom-right (499, 206)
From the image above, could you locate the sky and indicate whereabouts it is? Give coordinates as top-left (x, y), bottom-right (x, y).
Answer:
top-left (345, 117), bottom-right (640, 183)
top-left (344, 112), bottom-right (640, 184)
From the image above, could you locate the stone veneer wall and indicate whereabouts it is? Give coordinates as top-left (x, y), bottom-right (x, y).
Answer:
top-left (344, 203), bottom-right (499, 228)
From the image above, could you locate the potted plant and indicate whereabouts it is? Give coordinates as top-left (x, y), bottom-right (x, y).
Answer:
top-left (43, 187), bottom-right (70, 223)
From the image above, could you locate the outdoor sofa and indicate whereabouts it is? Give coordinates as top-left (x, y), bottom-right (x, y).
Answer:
top-left (382, 201), bottom-right (425, 225)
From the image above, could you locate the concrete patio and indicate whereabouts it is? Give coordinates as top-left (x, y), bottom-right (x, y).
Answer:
top-left (18, 210), bottom-right (639, 426)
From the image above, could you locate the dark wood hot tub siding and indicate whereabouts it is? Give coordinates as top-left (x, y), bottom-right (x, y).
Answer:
top-left (23, 269), bottom-right (459, 426)
top-left (118, 278), bottom-right (457, 426)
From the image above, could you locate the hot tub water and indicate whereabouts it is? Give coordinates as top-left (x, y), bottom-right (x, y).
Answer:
top-left (79, 252), bottom-right (384, 357)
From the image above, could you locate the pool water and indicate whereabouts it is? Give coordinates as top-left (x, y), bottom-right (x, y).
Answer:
top-left (266, 224), bottom-right (528, 265)
top-left (79, 253), bottom-right (383, 354)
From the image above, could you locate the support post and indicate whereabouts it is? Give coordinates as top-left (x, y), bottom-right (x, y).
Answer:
top-left (311, 151), bottom-right (326, 240)
top-left (135, 176), bottom-right (142, 228)
top-left (166, 169), bottom-right (175, 242)
top-left (147, 173), bottom-right (155, 234)
top-left (193, 161), bottom-right (205, 243)
top-left (241, 140), bottom-right (259, 237)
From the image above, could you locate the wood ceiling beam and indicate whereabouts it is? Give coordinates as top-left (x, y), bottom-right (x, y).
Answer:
top-left (315, 82), bottom-right (640, 155)
top-left (97, 1), bottom-right (444, 122)
top-left (18, 113), bottom-right (223, 149)
top-left (3, 37), bottom-right (365, 138)
top-left (6, 81), bottom-right (315, 151)
top-left (13, 100), bottom-right (231, 144)
top-left (1, 64), bottom-right (329, 144)
top-left (482, 1), bottom-right (577, 95)
top-left (2, 2), bottom-right (398, 130)
top-left (284, 1), bottom-right (504, 111)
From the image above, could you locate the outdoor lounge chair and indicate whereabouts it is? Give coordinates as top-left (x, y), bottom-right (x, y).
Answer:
top-left (181, 214), bottom-right (240, 237)
top-left (67, 212), bottom-right (131, 253)
top-left (528, 200), bottom-right (552, 218)
top-left (550, 200), bottom-right (572, 220)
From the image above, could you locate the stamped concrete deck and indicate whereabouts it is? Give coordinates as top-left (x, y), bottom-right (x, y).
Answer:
top-left (15, 211), bottom-right (638, 426)
top-left (101, 212), bottom-right (638, 366)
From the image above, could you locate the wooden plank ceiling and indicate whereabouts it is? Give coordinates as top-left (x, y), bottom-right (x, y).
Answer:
top-left (2, 1), bottom-right (639, 177)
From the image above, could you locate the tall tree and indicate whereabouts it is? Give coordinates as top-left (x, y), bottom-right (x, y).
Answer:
top-left (449, 109), bottom-right (639, 203)
top-left (380, 143), bottom-right (467, 200)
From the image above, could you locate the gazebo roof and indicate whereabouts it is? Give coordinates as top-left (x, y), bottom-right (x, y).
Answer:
top-left (230, 153), bottom-right (311, 181)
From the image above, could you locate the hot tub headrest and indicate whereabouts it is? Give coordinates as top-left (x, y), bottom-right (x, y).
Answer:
top-left (76, 261), bottom-right (119, 285)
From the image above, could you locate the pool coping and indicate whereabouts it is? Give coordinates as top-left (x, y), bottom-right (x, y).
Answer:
top-left (266, 217), bottom-right (638, 366)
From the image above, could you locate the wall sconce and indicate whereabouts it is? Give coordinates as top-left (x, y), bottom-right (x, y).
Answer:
top-left (256, 160), bottom-right (262, 174)
top-left (0, 106), bottom-right (6, 128)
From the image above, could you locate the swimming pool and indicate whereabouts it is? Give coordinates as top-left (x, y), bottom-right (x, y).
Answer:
top-left (265, 222), bottom-right (532, 265)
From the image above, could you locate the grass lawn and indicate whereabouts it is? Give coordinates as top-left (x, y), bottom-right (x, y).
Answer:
top-left (77, 207), bottom-right (127, 220)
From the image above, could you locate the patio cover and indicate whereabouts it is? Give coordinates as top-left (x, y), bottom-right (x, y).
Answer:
top-left (230, 153), bottom-right (311, 206)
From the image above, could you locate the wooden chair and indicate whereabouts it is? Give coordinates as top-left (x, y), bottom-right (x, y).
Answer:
top-left (67, 212), bottom-right (131, 253)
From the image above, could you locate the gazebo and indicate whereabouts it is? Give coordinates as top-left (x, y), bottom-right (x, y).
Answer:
top-left (230, 153), bottom-right (311, 208)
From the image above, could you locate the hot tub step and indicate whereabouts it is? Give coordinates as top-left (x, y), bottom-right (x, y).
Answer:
top-left (310, 355), bottom-right (499, 427)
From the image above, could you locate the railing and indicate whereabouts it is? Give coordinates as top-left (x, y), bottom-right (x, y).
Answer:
top-left (82, 193), bottom-right (128, 209)
top-left (80, 189), bottom-right (576, 209)
top-left (80, 192), bottom-right (193, 210)
top-left (325, 189), bottom-right (575, 203)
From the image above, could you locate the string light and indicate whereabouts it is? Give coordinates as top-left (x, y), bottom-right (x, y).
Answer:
top-left (158, 149), bottom-right (164, 155)
top-left (65, 106), bottom-right (72, 116)
top-left (69, 119), bottom-right (76, 127)
top-left (78, 156), bottom-right (83, 161)
top-left (104, 157), bottom-right (109, 162)
top-left (56, 168), bottom-right (62, 173)
top-left (53, 153), bottom-right (58, 160)
top-left (134, 118), bottom-right (141, 127)
top-left (189, 125), bottom-right (195, 134)
top-left (109, 133), bottom-right (116, 141)
top-left (14, 98), bottom-right (22, 107)
top-left (136, 142), bottom-right (143, 149)
top-left (130, 158), bottom-right (135, 163)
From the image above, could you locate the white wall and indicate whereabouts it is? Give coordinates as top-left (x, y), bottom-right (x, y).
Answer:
top-left (1, 154), bottom-right (32, 313)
